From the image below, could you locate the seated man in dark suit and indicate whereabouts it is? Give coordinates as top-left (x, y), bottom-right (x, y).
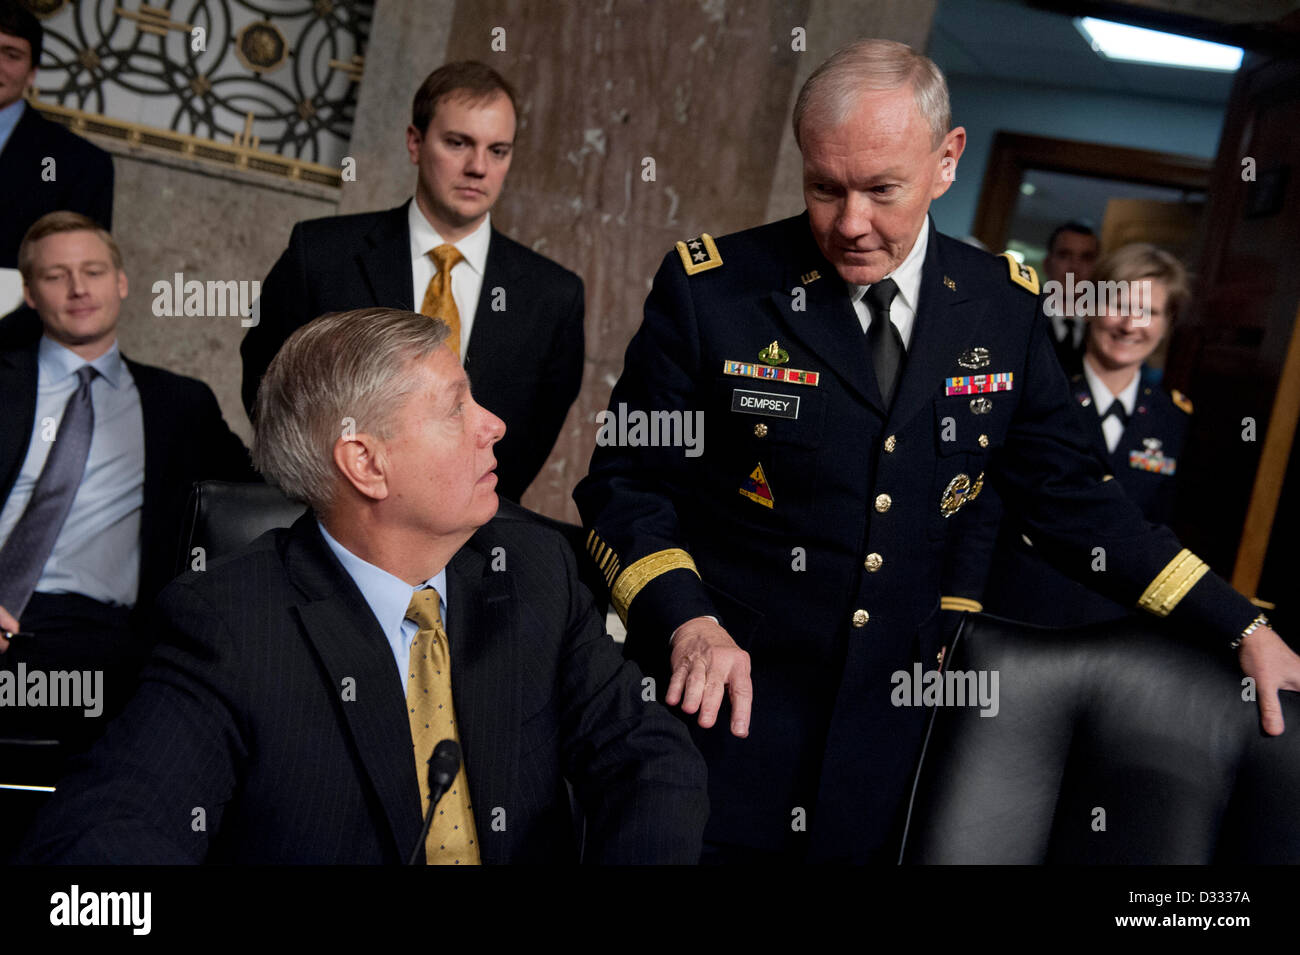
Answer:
top-left (16, 307), bottom-right (707, 864)
top-left (240, 61), bottom-right (584, 502)
top-left (0, 1), bottom-right (114, 347)
top-left (0, 212), bottom-right (255, 746)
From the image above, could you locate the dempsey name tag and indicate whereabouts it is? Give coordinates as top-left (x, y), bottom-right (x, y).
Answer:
top-left (732, 389), bottom-right (800, 419)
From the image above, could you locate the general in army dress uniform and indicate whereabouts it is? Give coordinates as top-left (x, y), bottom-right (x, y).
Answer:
top-left (573, 40), bottom-right (1294, 863)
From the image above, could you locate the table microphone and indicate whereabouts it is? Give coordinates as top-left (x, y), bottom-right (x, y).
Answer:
top-left (408, 739), bottom-right (462, 865)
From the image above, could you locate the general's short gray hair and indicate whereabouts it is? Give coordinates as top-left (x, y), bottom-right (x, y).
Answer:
top-left (793, 38), bottom-right (951, 149)
top-left (252, 308), bottom-right (451, 513)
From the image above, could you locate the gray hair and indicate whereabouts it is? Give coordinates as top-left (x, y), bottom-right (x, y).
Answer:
top-left (793, 38), bottom-right (951, 149)
top-left (252, 308), bottom-right (451, 513)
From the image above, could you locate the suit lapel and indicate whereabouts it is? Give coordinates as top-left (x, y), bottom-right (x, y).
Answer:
top-left (285, 516), bottom-right (423, 861)
top-left (123, 357), bottom-right (166, 593)
top-left (0, 344), bottom-right (38, 502)
top-left (888, 224), bottom-right (984, 431)
top-left (767, 217), bottom-right (883, 412)
top-left (463, 228), bottom-right (520, 370)
top-left (357, 203), bottom-right (415, 310)
top-left (445, 535), bottom-right (519, 865)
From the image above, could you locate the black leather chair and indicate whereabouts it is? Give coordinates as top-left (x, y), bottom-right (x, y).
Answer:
top-left (900, 614), bottom-right (1300, 863)
top-left (176, 480), bottom-right (307, 574)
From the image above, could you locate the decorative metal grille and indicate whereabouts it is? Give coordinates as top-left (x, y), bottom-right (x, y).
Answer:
top-left (27, 0), bottom-right (372, 170)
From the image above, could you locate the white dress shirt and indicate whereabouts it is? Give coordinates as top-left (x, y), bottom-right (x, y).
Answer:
top-left (848, 219), bottom-right (929, 348)
top-left (1050, 311), bottom-right (1086, 350)
top-left (408, 200), bottom-right (492, 360)
top-left (1082, 358), bottom-right (1140, 454)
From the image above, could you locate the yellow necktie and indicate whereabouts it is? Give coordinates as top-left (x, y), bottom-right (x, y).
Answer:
top-left (420, 244), bottom-right (464, 357)
top-left (405, 587), bottom-right (480, 865)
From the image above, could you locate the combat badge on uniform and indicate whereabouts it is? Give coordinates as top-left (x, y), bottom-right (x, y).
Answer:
top-left (940, 471), bottom-right (984, 517)
top-left (1129, 437), bottom-right (1176, 475)
top-left (758, 340), bottom-right (789, 366)
top-left (999, 253), bottom-right (1039, 295)
top-left (957, 347), bottom-right (990, 369)
top-left (739, 463), bottom-right (775, 508)
top-left (676, 233), bottom-right (723, 275)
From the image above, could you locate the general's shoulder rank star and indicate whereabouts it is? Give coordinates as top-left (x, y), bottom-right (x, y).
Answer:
top-left (676, 233), bottom-right (723, 275)
top-left (999, 252), bottom-right (1039, 295)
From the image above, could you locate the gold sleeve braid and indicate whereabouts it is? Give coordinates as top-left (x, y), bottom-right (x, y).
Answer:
top-left (1137, 549), bottom-right (1210, 617)
top-left (610, 548), bottom-right (701, 624)
top-left (585, 530), bottom-right (621, 590)
top-left (940, 597), bottom-right (983, 613)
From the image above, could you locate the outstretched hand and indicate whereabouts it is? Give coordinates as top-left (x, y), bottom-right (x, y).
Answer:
top-left (666, 616), bottom-right (752, 737)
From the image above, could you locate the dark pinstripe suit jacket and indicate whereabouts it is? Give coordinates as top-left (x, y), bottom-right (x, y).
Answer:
top-left (16, 503), bottom-right (708, 864)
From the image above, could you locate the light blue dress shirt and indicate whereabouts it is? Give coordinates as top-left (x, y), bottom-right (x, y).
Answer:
top-left (317, 520), bottom-right (448, 692)
top-left (0, 99), bottom-right (24, 156)
top-left (0, 337), bottom-right (145, 606)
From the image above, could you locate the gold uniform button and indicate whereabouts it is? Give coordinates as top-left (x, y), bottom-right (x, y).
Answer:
top-left (883, 434), bottom-right (897, 453)
top-left (978, 433), bottom-right (989, 448)
top-left (753, 423), bottom-right (768, 438)
top-left (874, 493), bottom-right (892, 513)
top-left (864, 553), bottom-right (883, 572)
top-left (937, 646), bottom-right (946, 668)
top-left (852, 609), bottom-right (870, 628)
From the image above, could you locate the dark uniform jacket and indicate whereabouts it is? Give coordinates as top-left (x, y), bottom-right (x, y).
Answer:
top-left (239, 202), bottom-right (585, 501)
top-left (983, 367), bottom-right (1192, 627)
top-left (16, 505), bottom-right (709, 864)
top-left (573, 213), bottom-right (1257, 862)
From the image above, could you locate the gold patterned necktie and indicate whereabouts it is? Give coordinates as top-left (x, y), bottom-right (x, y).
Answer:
top-left (420, 244), bottom-right (465, 357)
top-left (405, 587), bottom-right (480, 865)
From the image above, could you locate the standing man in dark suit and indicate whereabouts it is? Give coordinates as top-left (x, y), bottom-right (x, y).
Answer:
top-left (0, 1), bottom-right (114, 348)
top-left (0, 213), bottom-right (254, 745)
top-left (18, 307), bottom-right (706, 864)
top-left (1041, 221), bottom-right (1100, 378)
top-left (573, 39), bottom-right (1300, 863)
top-left (241, 61), bottom-right (584, 503)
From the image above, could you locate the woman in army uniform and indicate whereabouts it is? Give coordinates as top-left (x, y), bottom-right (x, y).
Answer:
top-left (984, 243), bottom-right (1193, 626)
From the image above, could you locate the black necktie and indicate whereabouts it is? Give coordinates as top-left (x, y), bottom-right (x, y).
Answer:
top-left (1101, 399), bottom-right (1128, 425)
top-left (1061, 318), bottom-right (1079, 347)
top-left (863, 278), bottom-right (903, 409)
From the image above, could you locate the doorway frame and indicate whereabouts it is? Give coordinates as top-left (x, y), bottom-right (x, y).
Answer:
top-left (971, 132), bottom-right (1212, 251)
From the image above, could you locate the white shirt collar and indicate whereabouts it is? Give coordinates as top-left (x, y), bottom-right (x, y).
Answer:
top-left (1082, 357), bottom-right (1140, 417)
top-left (850, 219), bottom-right (929, 313)
top-left (316, 518), bottom-right (447, 638)
top-left (408, 199), bottom-right (491, 275)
